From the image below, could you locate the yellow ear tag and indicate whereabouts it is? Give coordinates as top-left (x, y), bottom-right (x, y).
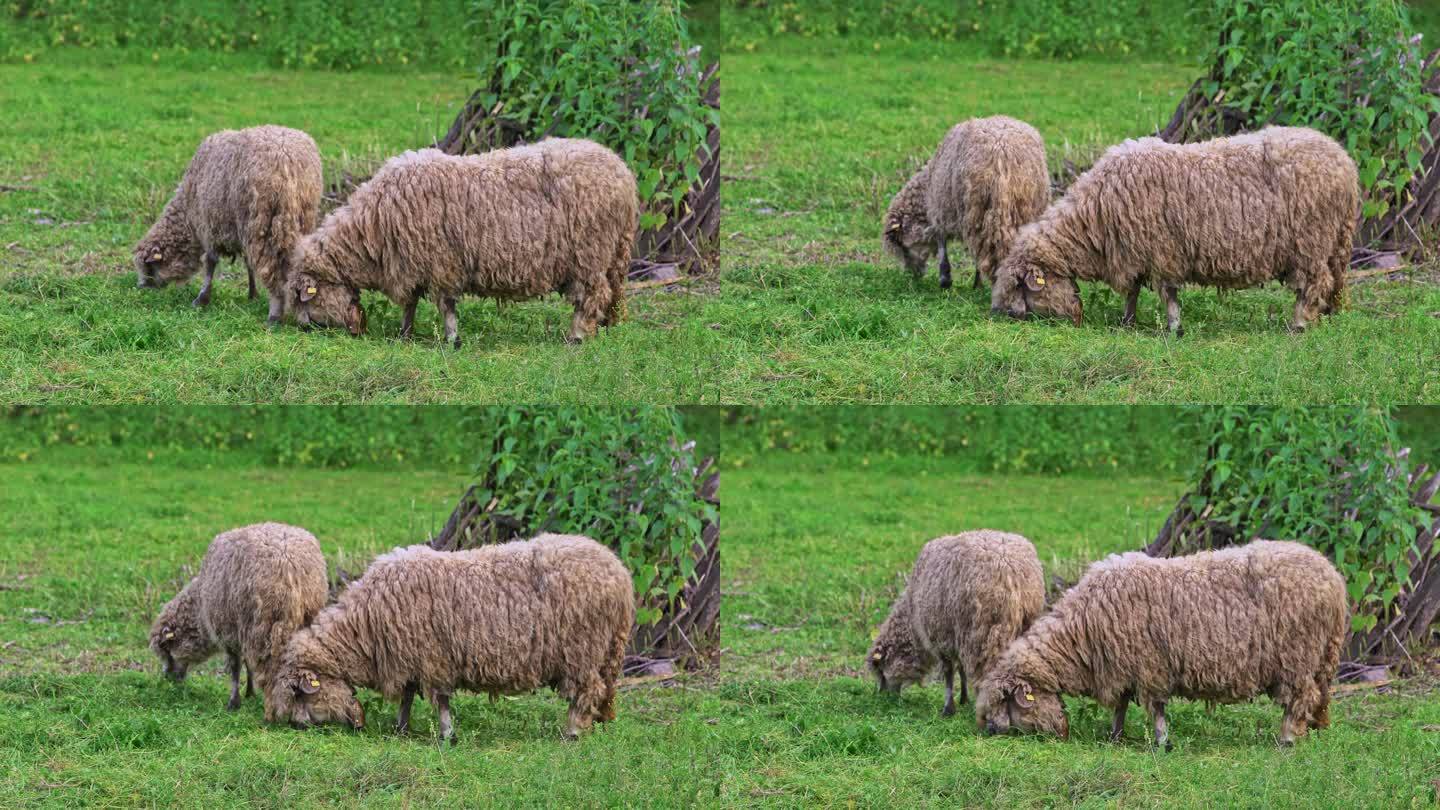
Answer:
top-left (150, 252), bottom-right (163, 261)
top-left (310, 679), bottom-right (320, 687)
top-left (306, 286), bottom-right (317, 295)
top-left (1025, 693), bottom-right (1035, 702)
top-left (872, 653), bottom-right (882, 661)
top-left (887, 221), bottom-right (901, 233)
top-left (164, 632), bottom-right (175, 639)
top-left (1035, 275), bottom-right (1045, 286)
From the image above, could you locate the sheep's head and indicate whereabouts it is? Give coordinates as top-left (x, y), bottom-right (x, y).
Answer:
top-left (148, 605), bottom-right (210, 681)
top-left (990, 243), bottom-right (1082, 326)
top-left (976, 672), bottom-right (1068, 740)
top-left (882, 211), bottom-right (936, 276)
top-left (866, 631), bottom-right (930, 694)
top-left (290, 273), bottom-right (366, 337)
top-left (265, 664), bottom-right (365, 731)
top-left (134, 238), bottom-right (202, 289)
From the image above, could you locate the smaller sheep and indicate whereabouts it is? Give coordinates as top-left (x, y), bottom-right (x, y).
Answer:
top-left (264, 534), bottom-right (635, 742)
top-left (134, 125), bottom-right (322, 324)
top-left (288, 138), bottom-right (638, 348)
top-left (976, 540), bottom-right (1348, 748)
top-left (883, 117), bottom-right (1050, 289)
top-left (150, 523), bottom-right (328, 709)
top-left (868, 531), bottom-right (1045, 717)
top-left (990, 126), bottom-right (1358, 334)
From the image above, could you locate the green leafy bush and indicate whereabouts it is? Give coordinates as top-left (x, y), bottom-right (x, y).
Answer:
top-left (1183, 406), bottom-right (1425, 633)
top-left (467, 0), bottom-right (715, 229)
top-left (462, 407), bottom-right (716, 626)
top-left (721, 406), bottom-right (1201, 474)
top-left (1203, 0), bottom-right (1438, 220)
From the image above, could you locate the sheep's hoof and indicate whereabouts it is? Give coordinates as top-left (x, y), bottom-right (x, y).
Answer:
top-left (562, 729), bottom-right (580, 742)
top-left (226, 696), bottom-right (241, 711)
top-left (939, 275), bottom-right (953, 290)
top-left (450, 338), bottom-right (462, 351)
top-left (564, 335), bottom-right (584, 346)
top-left (192, 294), bottom-right (211, 308)
top-left (266, 317), bottom-right (281, 331)
top-left (940, 703), bottom-right (955, 718)
top-left (1287, 323), bottom-right (1307, 335)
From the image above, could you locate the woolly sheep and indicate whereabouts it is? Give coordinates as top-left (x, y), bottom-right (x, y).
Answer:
top-left (883, 116), bottom-right (1050, 289)
top-left (149, 523), bottom-right (328, 710)
top-left (868, 531), bottom-right (1045, 717)
top-left (134, 125), bottom-right (322, 323)
top-left (990, 127), bottom-right (1358, 334)
top-left (264, 533), bottom-right (635, 742)
top-left (287, 138), bottom-right (638, 348)
top-left (976, 540), bottom-right (1348, 748)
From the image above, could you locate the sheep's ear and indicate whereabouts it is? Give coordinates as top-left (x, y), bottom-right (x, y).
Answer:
top-left (1023, 268), bottom-right (1047, 292)
top-left (159, 626), bottom-right (176, 645)
top-left (297, 275), bottom-right (318, 303)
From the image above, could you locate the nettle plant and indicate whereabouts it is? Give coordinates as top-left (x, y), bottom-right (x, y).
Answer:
top-left (464, 407), bottom-right (714, 627)
top-left (1185, 406), bottom-right (1424, 634)
top-left (468, 0), bottom-right (715, 230)
top-left (1205, 0), bottom-right (1438, 219)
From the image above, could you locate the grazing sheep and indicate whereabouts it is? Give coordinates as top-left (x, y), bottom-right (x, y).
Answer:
top-left (990, 127), bottom-right (1358, 334)
top-left (976, 540), bottom-right (1348, 748)
top-left (264, 534), bottom-right (635, 742)
top-left (149, 523), bottom-right (328, 709)
top-left (868, 531), bottom-right (1045, 717)
top-left (883, 116), bottom-right (1050, 289)
top-left (287, 138), bottom-right (638, 348)
top-left (134, 125), bottom-right (322, 323)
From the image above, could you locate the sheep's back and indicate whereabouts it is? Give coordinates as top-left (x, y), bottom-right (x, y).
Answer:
top-left (181, 127), bottom-right (322, 262)
top-left (1064, 541), bottom-right (1347, 702)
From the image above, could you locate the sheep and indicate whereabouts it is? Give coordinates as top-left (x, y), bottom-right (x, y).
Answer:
top-left (149, 522), bottom-right (328, 710)
top-left (975, 540), bottom-right (1348, 749)
top-left (264, 533), bottom-right (635, 742)
top-left (286, 138), bottom-right (638, 348)
top-left (990, 126), bottom-right (1359, 334)
top-left (883, 116), bottom-right (1050, 290)
top-left (867, 531), bottom-right (1045, 717)
top-left (134, 125), bottom-right (322, 324)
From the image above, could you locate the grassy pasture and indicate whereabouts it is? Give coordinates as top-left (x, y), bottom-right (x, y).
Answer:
top-left (1, 444), bottom-right (1436, 806)
top-left (717, 38), bottom-right (1440, 403)
top-left (0, 54), bottom-right (725, 403)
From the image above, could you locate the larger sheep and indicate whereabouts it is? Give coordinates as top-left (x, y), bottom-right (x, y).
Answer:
top-left (976, 540), bottom-right (1348, 748)
top-left (990, 127), bottom-right (1358, 334)
top-left (287, 139), bottom-right (638, 348)
top-left (868, 531), bottom-right (1045, 717)
top-left (883, 116), bottom-right (1050, 289)
top-left (149, 523), bottom-right (328, 709)
top-left (264, 534), bottom-right (635, 742)
top-left (134, 125), bottom-right (322, 324)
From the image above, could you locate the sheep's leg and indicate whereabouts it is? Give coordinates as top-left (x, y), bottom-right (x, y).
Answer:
top-left (937, 240), bottom-right (953, 290)
top-left (440, 297), bottom-right (461, 350)
top-left (434, 691), bottom-right (455, 745)
top-left (244, 664), bottom-right (254, 698)
top-left (246, 259), bottom-right (257, 300)
top-left (1149, 700), bottom-right (1172, 751)
top-left (1120, 282), bottom-right (1141, 327)
top-left (941, 660), bottom-right (956, 717)
top-left (266, 291), bottom-right (285, 328)
top-left (958, 669), bottom-right (968, 705)
top-left (396, 682), bottom-right (417, 734)
top-left (1109, 691), bottom-right (1133, 742)
top-left (398, 296), bottom-right (420, 340)
top-left (225, 651), bottom-right (242, 710)
top-left (1158, 284), bottom-right (1183, 338)
top-left (193, 251), bottom-right (219, 307)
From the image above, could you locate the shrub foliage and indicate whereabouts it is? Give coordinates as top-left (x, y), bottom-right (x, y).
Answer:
top-left (1180, 406), bottom-right (1425, 634)
top-left (461, 406), bottom-right (716, 627)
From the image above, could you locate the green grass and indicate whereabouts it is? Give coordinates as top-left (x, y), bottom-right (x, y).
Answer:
top-left (717, 38), bottom-right (1440, 403)
top-left (724, 452), bottom-right (1440, 806)
top-left (4, 446), bottom-right (1436, 806)
top-left (0, 53), bottom-right (726, 403)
